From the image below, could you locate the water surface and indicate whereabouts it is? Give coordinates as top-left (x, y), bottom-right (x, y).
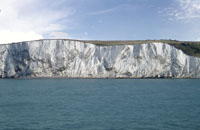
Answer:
top-left (0, 79), bottom-right (200, 130)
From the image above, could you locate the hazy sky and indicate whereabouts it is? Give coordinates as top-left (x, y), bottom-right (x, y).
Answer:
top-left (0, 0), bottom-right (200, 43)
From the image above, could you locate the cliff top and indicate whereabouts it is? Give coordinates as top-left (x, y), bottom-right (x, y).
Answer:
top-left (1, 39), bottom-right (200, 58)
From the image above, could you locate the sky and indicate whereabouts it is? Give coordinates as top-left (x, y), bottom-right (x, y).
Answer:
top-left (0, 0), bottom-right (200, 44)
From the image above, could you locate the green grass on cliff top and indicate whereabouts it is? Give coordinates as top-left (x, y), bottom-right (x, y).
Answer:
top-left (79, 39), bottom-right (200, 58)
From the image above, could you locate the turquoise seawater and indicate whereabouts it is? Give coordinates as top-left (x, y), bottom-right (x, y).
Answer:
top-left (0, 79), bottom-right (200, 130)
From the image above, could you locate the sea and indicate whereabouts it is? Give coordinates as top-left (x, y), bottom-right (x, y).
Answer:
top-left (0, 79), bottom-right (200, 130)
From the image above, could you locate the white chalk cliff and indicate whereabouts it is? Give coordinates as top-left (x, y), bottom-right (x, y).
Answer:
top-left (0, 39), bottom-right (200, 78)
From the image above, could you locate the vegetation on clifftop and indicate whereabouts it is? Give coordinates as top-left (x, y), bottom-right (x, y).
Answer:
top-left (80, 40), bottom-right (200, 58)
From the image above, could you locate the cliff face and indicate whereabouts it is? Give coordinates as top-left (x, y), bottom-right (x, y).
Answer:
top-left (0, 40), bottom-right (200, 78)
